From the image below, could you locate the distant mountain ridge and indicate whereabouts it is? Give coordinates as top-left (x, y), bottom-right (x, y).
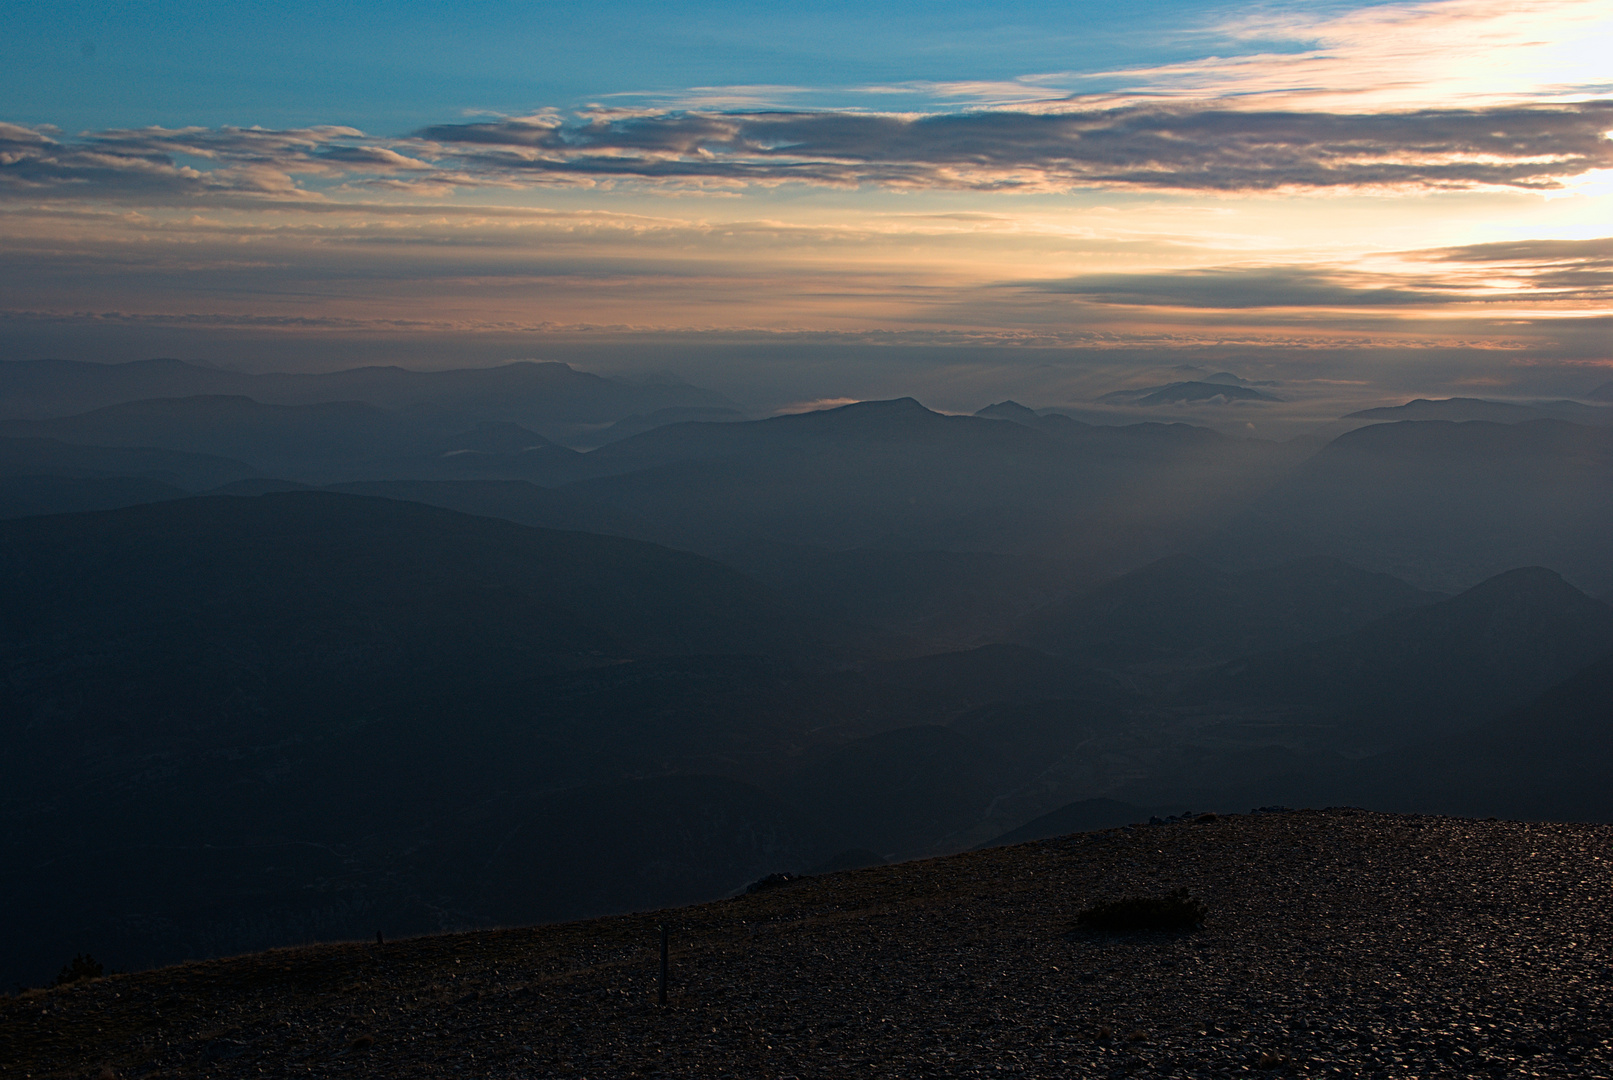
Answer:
top-left (1352, 649), bottom-right (1613, 822)
top-left (1099, 381), bottom-right (1281, 406)
top-left (1014, 553), bottom-right (1441, 668)
top-left (1221, 418), bottom-right (1613, 593)
top-left (0, 434), bottom-right (258, 490)
top-left (0, 358), bottom-right (735, 445)
top-left (1191, 566), bottom-right (1613, 747)
top-left (0, 474), bottom-right (187, 520)
top-left (972, 400), bottom-right (1090, 435)
top-left (556, 397), bottom-right (1298, 563)
top-left (1345, 397), bottom-right (1613, 425)
top-left (0, 394), bottom-right (584, 484)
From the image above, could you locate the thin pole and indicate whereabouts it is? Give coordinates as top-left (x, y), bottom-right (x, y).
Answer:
top-left (658, 925), bottom-right (669, 1006)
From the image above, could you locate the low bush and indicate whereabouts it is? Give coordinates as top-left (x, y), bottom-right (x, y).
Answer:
top-left (1074, 888), bottom-right (1206, 932)
top-left (745, 872), bottom-right (801, 894)
top-left (56, 954), bottom-right (104, 985)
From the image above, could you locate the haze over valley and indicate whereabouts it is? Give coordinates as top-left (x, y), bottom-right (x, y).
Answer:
top-left (4, 0), bottom-right (1613, 1036)
top-left (3, 355), bottom-right (1612, 987)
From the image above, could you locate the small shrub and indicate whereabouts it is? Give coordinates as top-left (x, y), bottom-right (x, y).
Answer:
top-left (1074, 888), bottom-right (1206, 932)
top-left (745, 872), bottom-right (800, 894)
top-left (55, 954), bottom-right (104, 986)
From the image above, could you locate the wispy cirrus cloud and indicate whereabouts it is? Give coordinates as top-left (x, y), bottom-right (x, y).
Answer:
top-left (0, 122), bottom-right (433, 201)
top-left (1157, 0), bottom-right (1613, 109)
top-left (7, 97), bottom-right (1609, 206)
top-left (603, 0), bottom-right (1613, 114)
top-left (1026, 238), bottom-right (1613, 311)
top-left (1409, 236), bottom-right (1613, 301)
top-left (4, 0), bottom-right (1611, 204)
top-left (1026, 267), bottom-right (1466, 309)
top-left (413, 100), bottom-right (1613, 194)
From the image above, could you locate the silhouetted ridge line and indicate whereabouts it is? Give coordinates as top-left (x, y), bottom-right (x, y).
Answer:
top-left (1015, 553), bottom-right (1439, 667)
top-left (1190, 566), bottom-right (1613, 745)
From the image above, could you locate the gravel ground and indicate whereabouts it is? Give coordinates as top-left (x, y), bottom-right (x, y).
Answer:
top-left (6, 808), bottom-right (1613, 1079)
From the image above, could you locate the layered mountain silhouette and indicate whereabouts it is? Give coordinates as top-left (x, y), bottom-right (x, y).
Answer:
top-left (555, 398), bottom-right (1299, 563)
top-left (1220, 419), bottom-right (1613, 593)
top-left (0, 396), bottom-right (585, 484)
top-left (320, 479), bottom-right (663, 543)
top-left (8, 360), bottom-right (1613, 989)
top-left (1014, 553), bottom-right (1441, 668)
top-left (721, 542), bottom-right (1069, 647)
top-left (1349, 650), bottom-right (1613, 821)
top-left (589, 406), bottom-right (749, 444)
top-left (1099, 381), bottom-right (1280, 406)
top-left (0, 491), bottom-right (817, 700)
top-left (1190, 567), bottom-right (1613, 748)
top-left (775, 725), bottom-right (1011, 857)
top-left (972, 400), bottom-right (1090, 435)
top-left (0, 434), bottom-right (258, 490)
top-left (1344, 397), bottom-right (1613, 425)
top-left (0, 492), bottom-right (849, 983)
top-left (0, 474), bottom-right (187, 520)
top-left (0, 358), bottom-right (733, 444)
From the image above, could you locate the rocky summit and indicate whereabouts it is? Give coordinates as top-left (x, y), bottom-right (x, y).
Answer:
top-left (6, 809), bottom-right (1612, 1079)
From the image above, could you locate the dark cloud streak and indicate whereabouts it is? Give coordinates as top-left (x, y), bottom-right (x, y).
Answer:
top-left (418, 101), bottom-right (1613, 193)
top-left (1026, 267), bottom-right (1466, 309)
top-left (4, 99), bottom-right (1612, 202)
top-left (0, 122), bottom-right (430, 201)
top-left (1410, 235), bottom-right (1613, 301)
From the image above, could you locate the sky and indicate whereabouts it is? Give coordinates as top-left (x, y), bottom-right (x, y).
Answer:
top-left (2, 0), bottom-right (1611, 423)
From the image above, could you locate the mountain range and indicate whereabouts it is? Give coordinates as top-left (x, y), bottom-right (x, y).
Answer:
top-left (1188, 566), bottom-right (1613, 750)
top-left (1098, 381), bottom-right (1281, 406)
top-left (7, 359), bottom-right (1613, 987)
top-left (0, 396), bottom-right (582, 484)
top-left (0, 358), bottom-right (732, 445)
top-left (1207, 418), bottom-right (1613, 593)
top-left (1344, 397), bottom-right (1613, 425)
top-left (1015, 553), bottom-right (1442, 669)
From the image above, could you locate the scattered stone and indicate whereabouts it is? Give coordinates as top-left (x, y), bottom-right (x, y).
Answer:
top-left (8, 811), bottom-right (1613, 1079)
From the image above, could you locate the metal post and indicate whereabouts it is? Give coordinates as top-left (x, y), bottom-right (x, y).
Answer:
top-left (658, 925), bottom-right (669, 1006)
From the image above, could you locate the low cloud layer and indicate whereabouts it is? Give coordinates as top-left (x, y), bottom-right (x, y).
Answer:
top-left (400, 100), bottom-right (1613, 194)
top-left (1027, 268), bottom-right (1464, 309)
top-left (4, 96), bottom-right (1612, 203)
top-left (0, 122), bottom-right (432, 202)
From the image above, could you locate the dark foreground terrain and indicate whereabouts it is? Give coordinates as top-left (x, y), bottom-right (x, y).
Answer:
top-left (6, 809), bottom-right (1612, 1079)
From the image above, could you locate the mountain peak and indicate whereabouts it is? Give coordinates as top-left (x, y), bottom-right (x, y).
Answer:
top-left (841, 397), bottom-right (930, 414)
top-left (975, 400), bottom-right (1038, 421)
top-left (778, 397), bottom-right (939, 426)
top-left (1450, 565), bottom-right (1585, 606)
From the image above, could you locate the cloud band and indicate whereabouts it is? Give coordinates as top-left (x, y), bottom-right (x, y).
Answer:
top-left (4, 98), bottom-right (1612, 203)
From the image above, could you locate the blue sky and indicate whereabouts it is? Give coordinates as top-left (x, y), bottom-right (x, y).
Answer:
top-left (2, 0), bottom-right (1340, 132)
top-left (2, 0), bottom-right (1610, 423)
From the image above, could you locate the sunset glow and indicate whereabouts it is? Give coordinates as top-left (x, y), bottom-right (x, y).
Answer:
top-left (3, 0), bottom-right (1610, 418)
